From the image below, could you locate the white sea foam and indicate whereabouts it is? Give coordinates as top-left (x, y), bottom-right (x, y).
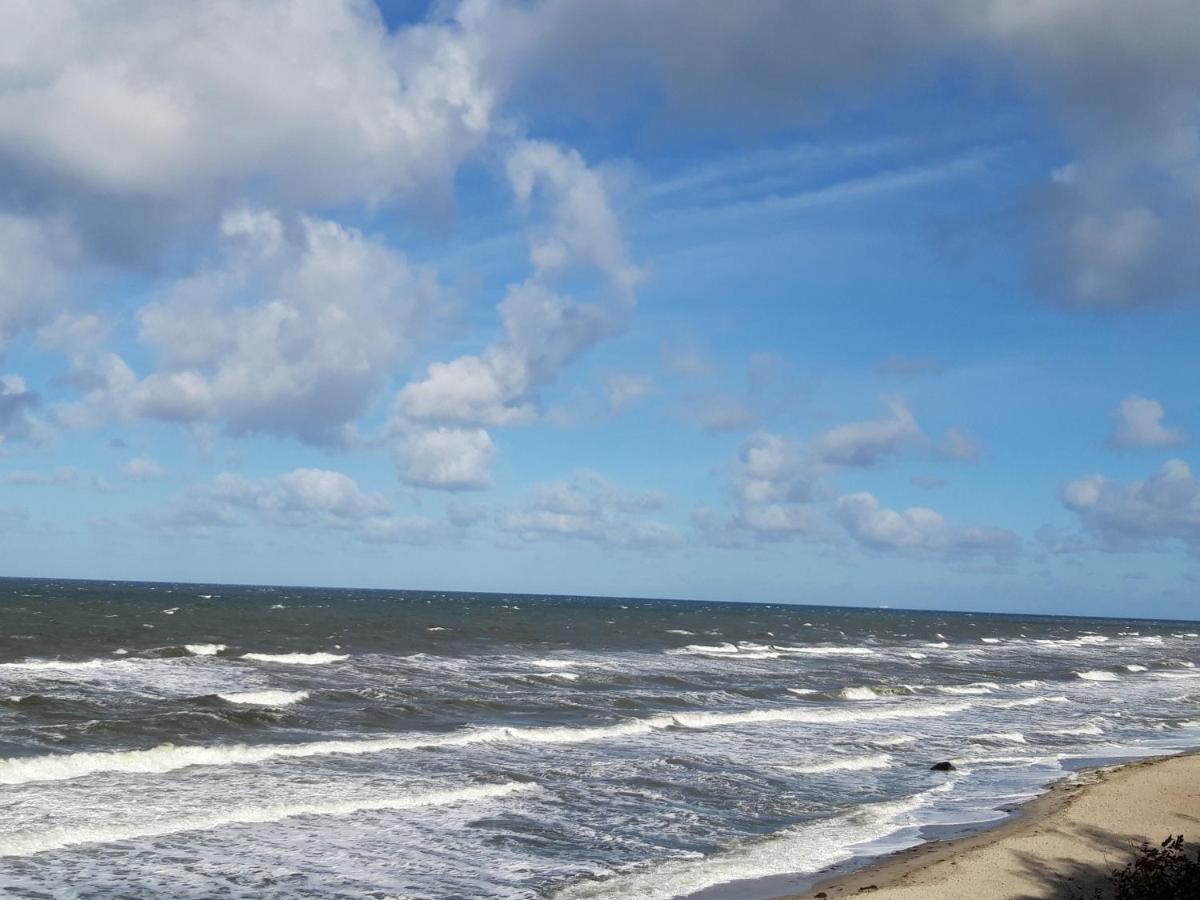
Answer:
top-left (980, 638), bottom-right (1002, 644)
top-left (787, 688), bottom-right (819, 696)
top-left (530, 672), bottom-right (579, 681)
top-left (553, 784), bottom-right (954, 900)
top-left (0, 701), bottom-right (973, 785)
top-left (837, 687), bottom-right (880, 701)
top-left (972, 732), bottom-right (1027, 744)
top-left (991, 696), bottom-right (1070, 708)
top-left (1076, 670), bottom-right (1119, 682)
top-left (667, 643), bottom-right (740, 656)
top-left (185, 644), bottom-right (226, 656)
top-left (783, 753), bottom-right (895, 775)
top-left (872, 734), bottom-right (917, 747)
top-left (924, 641), bottom-right (949, 649)
top-left (531, 660), bottom-right (575, 669)
top-left (906, 652), bottom-right (927, 659)
top-left (217, 690), bottom-right (309, 706)
top-left (0, 782), bottom-right (535, 858)
top-left (665, 629), bottom-right (694, 635)
top-left (1124, 665), bottom-right (1148, 672)
top-left (1041, 723), bottom-right (1104, 736)
top-left (772, 645), bottom-right (876, 656)
top-left (0, 658), bottom-right (131, 672)
top-left (240, 652), bottom-right (348, 665)
top-left (935, 682), bottom-right (999, 695)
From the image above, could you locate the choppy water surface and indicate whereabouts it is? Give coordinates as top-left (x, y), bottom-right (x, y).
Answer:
top-left (1, 578), bottom-right (1198, 898)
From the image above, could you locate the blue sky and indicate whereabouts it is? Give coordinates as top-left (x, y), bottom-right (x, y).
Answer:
top-left (1, 1), bottom-right (1198, 617)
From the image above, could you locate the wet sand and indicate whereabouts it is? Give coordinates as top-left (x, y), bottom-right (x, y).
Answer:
top-left (791, 752), bottom-right (1200, 899)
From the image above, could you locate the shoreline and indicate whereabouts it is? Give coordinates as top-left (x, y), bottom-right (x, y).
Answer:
top-left (783, 750), bottom-right (1200, 899)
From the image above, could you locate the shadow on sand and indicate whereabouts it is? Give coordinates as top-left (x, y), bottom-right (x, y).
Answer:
top-left (1006, 824), bottom-right (1200, 899)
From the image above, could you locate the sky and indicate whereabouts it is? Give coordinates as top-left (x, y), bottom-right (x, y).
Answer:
top-left (1, 1), bottom-right (1199, 617)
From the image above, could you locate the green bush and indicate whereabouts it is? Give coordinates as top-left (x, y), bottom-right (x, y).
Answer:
top-left (1109, 835), bottom-right (1200, 899)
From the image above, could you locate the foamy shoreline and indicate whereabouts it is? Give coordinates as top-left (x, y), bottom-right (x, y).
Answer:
top-left (788, 750), bottom-right (1200, 900)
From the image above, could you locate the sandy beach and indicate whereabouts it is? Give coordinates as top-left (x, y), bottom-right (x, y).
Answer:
top-left (792, 752), bottom-right (1200, 899)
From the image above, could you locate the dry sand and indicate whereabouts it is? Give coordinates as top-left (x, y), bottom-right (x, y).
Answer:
top-left (791, 752), bottom-right (1200, 900)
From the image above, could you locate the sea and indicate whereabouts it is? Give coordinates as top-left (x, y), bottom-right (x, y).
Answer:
top-left (1, 578), bottom-right (1198, 899)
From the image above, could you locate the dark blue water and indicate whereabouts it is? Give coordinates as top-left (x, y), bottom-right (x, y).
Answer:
top-left (1, 578), bottom-right (1198, 898)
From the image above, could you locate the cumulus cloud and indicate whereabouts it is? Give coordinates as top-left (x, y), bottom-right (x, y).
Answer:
top-left (0, 1), bottom-right (494, 257)
top-left (57, 209), bottom-right (442, 443)
top-left (0, 215), bottom-right (77, 352)
top-left (122, 457), bottom-right (166, 481)
top-left (396, 140), bottom-right (639, 431)
top-left (389, 139), bottom-right (640, 488)
top-left (0, 375), bottom-right (45, 444)
top-left (932, 426), bottom-right (982, 462)
top-left (1108, 395), bottom-right (1186, 449)
top-left (393, 427), bottom-right (494, 491)
top-left (603, 372), bottom-right (656, 413)
top-left (499, 470), bottom-right (677, 548)
top-left (163, 467), bottom-right (438, 544)
top-left (811, 397), bottom-right (920, 467)
top-left (480, 0), bottom-right (1200, 308)
top-left (1061, 458), bottom-right (1200, 552)
top-left (706, 397), bottom-right (980, 544)
top-left (835, 491), bottom-right (1018, 559)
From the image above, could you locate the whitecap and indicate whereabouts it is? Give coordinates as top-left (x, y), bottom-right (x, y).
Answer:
top-left (552, 784), bottom-right (954, 900)
top-left (1124, 664), bottom-right (1148, 672)
top-left (782, 753), bottom-right (894, 775)
top-left (1040, 723), bottom-right (1103, 736)
top-left (240, 652), bottom-right (347, 665)
top-left (0, 782), bottom-right (535, 858)
top-left (837, 687), bottom-right (879, 701)
top-left (667, 643), bottom-right (740, 656)
top-left (0, 701), bottom-right (973, 785)
top-left (185, 643), bottom-right (226, 656)
top-left (772, 645), bottom-right (875, 657)
top-left (971, 732), bottom-right (1027, 744)
top-left (1076, 669), bottom-right (1119, 682)
top-left (217, 690), bottom-right (309, 706)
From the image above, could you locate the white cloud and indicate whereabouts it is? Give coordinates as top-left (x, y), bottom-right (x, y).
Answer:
top-left (0, 215), bottom-right (75, 352)
top-left (393, 427), bottom-right (494, 491)
top-left (1108, 395), bottom-right (1186, 449)
top-left (730, 432), bottom-right (821, 506)
top-left (835, 491), bottom-right (1018, 559)
top-left (1061, 458), bottom-right (1200, 551)
top-left (123, 457), bottom-right (166, 481)
top-left (0, 1), bottom-right (493, 220)
top-left (0, 374), bottom-right (46, 444)
top-left (603, 372), bottom-right (655, 413)
top-left (500, 470), bottom-right (678, 548)
top-left (932, 426), bottom-right (982, 462)
top-left (57, 209), bottom-right (443, 443)
top-left (163, 467), bottom-right (439, 544)
top-left (482, 1), bottom-right (1200, 308)
top-left (812, 397), bottom-right (920, 467)
top-left (397, 140), bottom-right (638, 431)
